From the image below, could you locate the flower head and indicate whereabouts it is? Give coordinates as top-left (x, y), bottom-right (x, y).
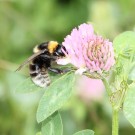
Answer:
top-left (57, 23), bottom-right (115, 75)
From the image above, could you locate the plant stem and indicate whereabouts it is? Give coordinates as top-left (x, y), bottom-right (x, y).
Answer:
top-left (112, 109), bottom-right (119, 135)
top-left (102, 78), bottom-right (120, 135)
top-left (116, 89), bottom-right (126, 110)
top-left (102, 78), bottom-right (112, 96)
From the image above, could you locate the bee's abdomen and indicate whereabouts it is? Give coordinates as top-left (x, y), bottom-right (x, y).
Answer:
top-left (29, 64), bottom-right (50, 88)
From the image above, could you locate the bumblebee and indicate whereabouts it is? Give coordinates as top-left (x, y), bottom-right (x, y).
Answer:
top-left (16, 41), bottom-right (67, 88)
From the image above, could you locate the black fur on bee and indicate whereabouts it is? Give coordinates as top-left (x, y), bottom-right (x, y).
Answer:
top-left (16, 41), bottom-right (68, 88)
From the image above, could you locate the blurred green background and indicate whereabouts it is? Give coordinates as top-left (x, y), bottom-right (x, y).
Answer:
top-left (0, 0), bottom-right (135, 135)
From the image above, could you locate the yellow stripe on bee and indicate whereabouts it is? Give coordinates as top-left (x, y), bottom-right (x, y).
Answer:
top-left (48, 41), bottom-right (58, 53)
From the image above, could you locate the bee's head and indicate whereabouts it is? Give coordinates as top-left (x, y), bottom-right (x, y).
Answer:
top-left (53, 44), bottom-right (66, 57)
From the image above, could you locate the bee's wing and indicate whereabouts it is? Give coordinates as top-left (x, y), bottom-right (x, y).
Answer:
top-left (16, 50), bottom-right (45, 72)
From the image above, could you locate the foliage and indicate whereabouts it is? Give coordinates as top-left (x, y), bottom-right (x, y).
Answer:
top-left (41, 111), bottom-right (63, 135)
top-left (123, 83), bottom-right (135, 128)
top-left (36, 72), bottom-right (75, 123)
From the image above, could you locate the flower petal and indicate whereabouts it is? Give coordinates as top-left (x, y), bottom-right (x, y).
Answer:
top-left (56, 57), bottom-right (71, 65)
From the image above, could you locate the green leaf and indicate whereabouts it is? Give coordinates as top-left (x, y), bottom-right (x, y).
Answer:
top-left (15, 73), bottom-right (64, 93)
top-left (73, 129), bottom-right (94, 135)
top-left (128, 62), bottom-right (135, 81)
top-left (15, 77), bottom-right (42, 93)
top-left (113, 31), bottom-right (135, 56)
top-left (36, 72), bottom-right (75, 123)
top-left (41, 111), bottom-right (63, 135)
top-left (129, 69), bottom-right (135, 81)
top-left (123, 83), bottom-right (135, 128)
top-left (113, 31), bottom-right (135, 78)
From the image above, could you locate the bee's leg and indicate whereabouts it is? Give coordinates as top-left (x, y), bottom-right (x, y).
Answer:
top-left (48, 67), bottom-right (70, 74)
top-left (62, 68), bottom-right (71, 73)
top-left (48, 67), bottom-right (63, 74)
